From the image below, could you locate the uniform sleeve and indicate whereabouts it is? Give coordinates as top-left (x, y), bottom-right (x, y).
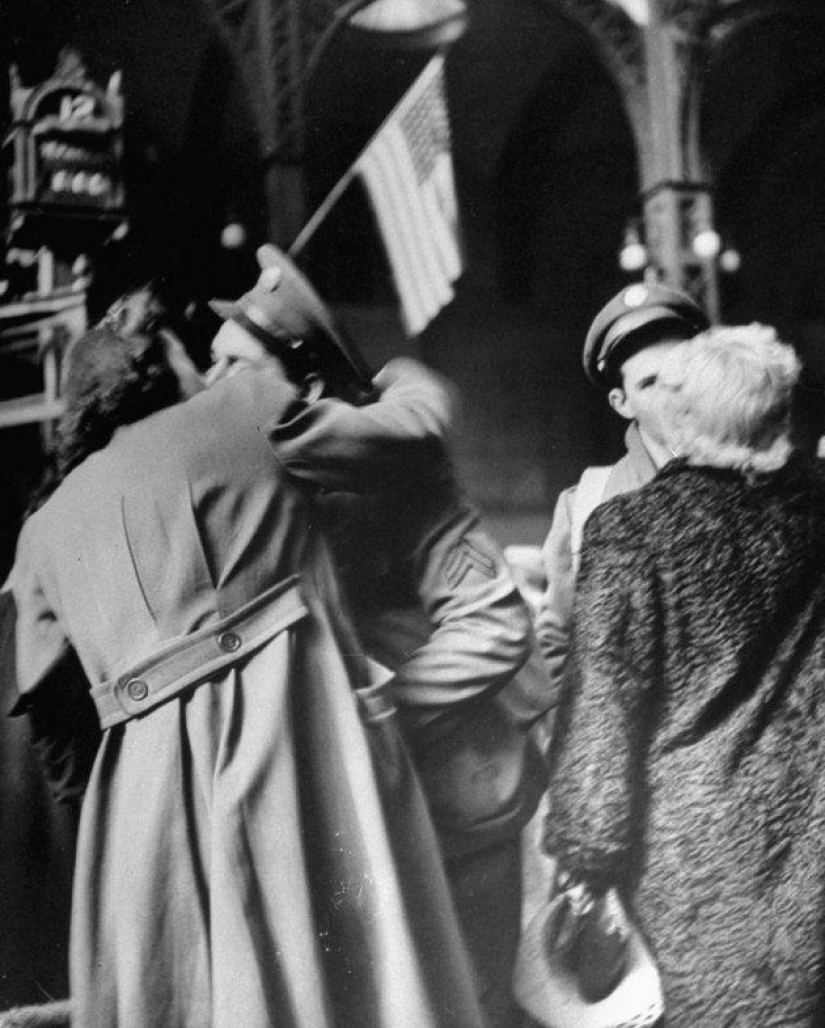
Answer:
top-left (390, 503), bottom-right (535, 733)
top-left (271, 358), bottom-right (541, 728)
top-left (12, 521), bottom-right (73, 700)
top-left (543, 508), bottom-right (656, 891)
top-left (9, 521), bottom-right (100, 804)
top-left (269, 357), bottom-right (452, 493)
top-left (535, 489), bottom-right (576, 697)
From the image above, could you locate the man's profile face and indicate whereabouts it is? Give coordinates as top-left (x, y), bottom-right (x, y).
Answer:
top-left (206, 319), bottom-right (286, 386)
top-left (608, 335), bottom-right (687, 446)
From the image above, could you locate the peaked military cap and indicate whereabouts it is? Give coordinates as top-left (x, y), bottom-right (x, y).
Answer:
top-left (210, 244), bottom-right (373, 390)
top-left (583, 282), bottom-right (710, 387)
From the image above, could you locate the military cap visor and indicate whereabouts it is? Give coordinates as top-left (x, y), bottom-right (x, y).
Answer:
top-left (600, 306), bottom-right (695, 365)
top-left (583, 283), bottom-right (709, 386)
top-left (208, 295), bottom-right (297, 351)
top-left (209, 245), bottom-right (373, 389)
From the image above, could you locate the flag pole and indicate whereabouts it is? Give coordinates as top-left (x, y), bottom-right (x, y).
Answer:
top-left (287, 53), bottom-right (445, 258)
top-left (287, 165), bottom-right (358, 258)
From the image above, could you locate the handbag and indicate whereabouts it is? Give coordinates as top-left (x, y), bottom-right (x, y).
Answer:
top-left (545, 882), bottom-right (629, 1002)
top-left (513, 881), bottom-right (664, 1028)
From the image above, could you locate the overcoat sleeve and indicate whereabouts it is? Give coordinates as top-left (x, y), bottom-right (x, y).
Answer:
top-left (270, 357), bottom-right (452, 494)
top-left (543, 502), bottom-right (657, 891)
top-left (9, 520), bottom-right (101, 804)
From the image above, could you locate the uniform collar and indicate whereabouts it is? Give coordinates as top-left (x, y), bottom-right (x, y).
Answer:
top-left (624, 423), bottom-right (660, 480)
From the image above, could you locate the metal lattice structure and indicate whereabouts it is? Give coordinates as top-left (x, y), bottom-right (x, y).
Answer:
top-left (539, 0), bottom-right (825, 316)
top-left (210, 0), bottom-right (339, 164)
top-left (208, 0), bottom-right (348, 242)
top-left (209, 0), bottom-right (727, 306)
top-left (544, 0), bottom-right (721, 312)
top-left (206, 0), bottom-right (825, 315)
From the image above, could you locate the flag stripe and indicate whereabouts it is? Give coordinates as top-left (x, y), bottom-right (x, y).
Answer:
top-left (378, 123), bottom-right (454, 303)
top-left (360, 152), bottom-right (433, 333)
top-left (361, 158), bottom-right (432, 334)
top-left (361, 133), bottom-right (452, 334)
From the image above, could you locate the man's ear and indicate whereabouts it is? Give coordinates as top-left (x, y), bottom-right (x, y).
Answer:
top-left (607, 385), bottom-right (632, 421)
top-left (300, 373), bottom-right (326, 404)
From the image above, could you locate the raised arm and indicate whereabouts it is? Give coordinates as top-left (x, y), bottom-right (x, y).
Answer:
top-left (269, 358), bottom-right (540, 725)
top-left (270, 357), bottom-right (452, 493)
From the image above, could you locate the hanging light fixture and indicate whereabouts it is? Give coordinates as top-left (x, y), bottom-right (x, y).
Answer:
top-left (618, 221), bottom-right (648, 273)
top-left (692, 227), bottom-right (722, 261)
top-left (305, 0), bottom-right (468, 81)
top-left (719, 246), bottom-right (741, 274)
top-left (220, 221), bottom-right (248, 250)
top-left (349, 0), bottom-right (468, 48)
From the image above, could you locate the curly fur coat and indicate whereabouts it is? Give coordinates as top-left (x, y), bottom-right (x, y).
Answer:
top-left (545, 456), bottom-right (825, 1028)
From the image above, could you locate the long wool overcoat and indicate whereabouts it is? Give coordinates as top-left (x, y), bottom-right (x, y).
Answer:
top-left (546, 456), bottom-right (825, 1028)
top-left (11, 368), bottom-right (497, 1028)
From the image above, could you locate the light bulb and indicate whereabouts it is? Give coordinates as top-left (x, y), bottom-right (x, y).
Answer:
top-left (221, 222), bottom-right (247, 249)
top-left (619, 241), bottom-right (648, 273)
top-left (692, 228), bottom-right (721, 260)
top-left (719, 248), bottom-right (741, 273)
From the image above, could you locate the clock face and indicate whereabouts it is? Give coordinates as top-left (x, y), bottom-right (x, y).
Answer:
top-left (34, 87), bottom-right (105, 124)
top-left (21, 88), bottom-right (124, 211)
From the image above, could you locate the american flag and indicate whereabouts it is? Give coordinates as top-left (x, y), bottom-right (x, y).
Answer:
top-left (356, 55), bottom-right (462, 337)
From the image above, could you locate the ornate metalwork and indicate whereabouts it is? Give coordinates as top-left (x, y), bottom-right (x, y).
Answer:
top-left (660, 0), bottom-right (716, 35)
top-left (549, 0), bottom-right (646, 90)
top-left (210, 0), bottom-right (340, 163)
top-left (4, 47), bottom-right (126, 249)
top-left (707, 0), bottom-right (825, 43)
top-left (537, 0), bottom-right (725, 311)
top-left (642, 181), bottom-right (719, 317)
top-left (206, 0), bottom-right (800, 315)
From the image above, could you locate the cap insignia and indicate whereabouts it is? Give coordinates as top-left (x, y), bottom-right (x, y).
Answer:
top-left (258, 266), bottom-right (282, 292)
top-left (623, 284), bottom-right (648, 308)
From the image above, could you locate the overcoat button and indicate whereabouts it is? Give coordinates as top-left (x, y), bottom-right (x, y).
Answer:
top-left (218, 630), bottom-right (241, 653)
top-left (126, 678), bottom-right (149, 702)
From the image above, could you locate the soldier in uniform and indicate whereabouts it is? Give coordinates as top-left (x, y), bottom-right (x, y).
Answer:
top-left (10, 267), bottom-right (534, 1028)
top-left (535, 283), bottom-right (709, 695)
top-left (209, 246), bottom-right (553, 1028)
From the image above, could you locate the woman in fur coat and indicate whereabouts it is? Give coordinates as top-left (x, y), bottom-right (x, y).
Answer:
top-left (545, 324), bottom-right (825, 1028)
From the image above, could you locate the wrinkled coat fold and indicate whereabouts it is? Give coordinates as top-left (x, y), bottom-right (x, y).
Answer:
top-left (12, 369), bottom-right (486, 1028)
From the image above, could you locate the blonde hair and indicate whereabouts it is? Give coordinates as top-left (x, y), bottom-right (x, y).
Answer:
top-left (663, 324), bottom-right (801, 475)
